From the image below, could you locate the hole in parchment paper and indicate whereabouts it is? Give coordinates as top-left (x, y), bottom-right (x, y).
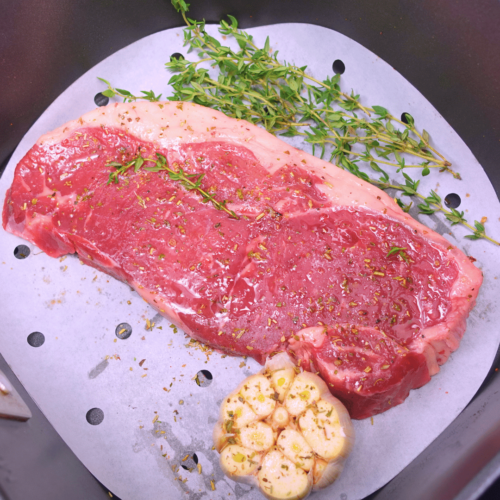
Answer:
top-left (332, 59), bottom-right (345, 75)
top-left (444, 193), bottom-right (461, 209)
top-left (14, 245), bottom-right (30, 259)
top-left (195, 370), bottom-right (213, 387)
top-left (86, 408), bottom-right (104, 425)
top-left (401, 112), bottom-right (413, 125)
top-left (94, 92), bottom-right (109, 107)
top-left (115, 323), bottom-right (132, 339)
top-left (27, 331), bottom-right (45, 347)
top-left (170, 53), bottom-right (184, 62)
top-left (181, 452), bottom-right (199, 470)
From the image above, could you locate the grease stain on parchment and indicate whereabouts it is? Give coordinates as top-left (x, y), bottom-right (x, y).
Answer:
top-left (88, 359), bottom-right (109, 379)
top-left (131, 420), bottom-right (256, 499)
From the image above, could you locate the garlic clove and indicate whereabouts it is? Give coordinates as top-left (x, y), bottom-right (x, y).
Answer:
top-left (257, 448), bottom-right (312, 500)
top-left (269, 406), bottom-right (290, 430)
top-left (240, 374), bottom-right (277, 418)
top-left (277, 429), bottom-right (315, 471)
top-left (284, 372), bottom-right (323, 416)
top-left (299, 397), bottom-right (353, 462)
top-left (239, 421), bottom-right (276, 452)
top-left (220, 444), bottom-right (261, 479)
top-left (220, 394), bottom-right (258, 428)
top-left (270, 367), bottom-right (296, 402)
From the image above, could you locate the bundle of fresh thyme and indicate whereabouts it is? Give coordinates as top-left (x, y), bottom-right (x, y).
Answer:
top-left (98, 0), bottom-right (498, 245)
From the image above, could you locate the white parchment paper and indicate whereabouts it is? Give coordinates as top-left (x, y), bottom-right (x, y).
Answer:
top-left (1, 24), bottom-right (499, 500)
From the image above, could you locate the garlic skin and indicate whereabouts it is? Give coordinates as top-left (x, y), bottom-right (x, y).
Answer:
top-left (213, 352), bottom-right (355, 499)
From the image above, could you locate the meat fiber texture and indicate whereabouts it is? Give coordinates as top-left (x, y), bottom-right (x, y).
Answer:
top-left (2, 101), bottom-right (482, 419)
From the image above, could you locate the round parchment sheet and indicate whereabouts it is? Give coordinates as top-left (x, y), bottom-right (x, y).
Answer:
top-left (1, 23), bottom-right (499, 500)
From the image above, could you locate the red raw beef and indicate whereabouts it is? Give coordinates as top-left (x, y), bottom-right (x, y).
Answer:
top-left (2, 102), bottom-right (482, 418)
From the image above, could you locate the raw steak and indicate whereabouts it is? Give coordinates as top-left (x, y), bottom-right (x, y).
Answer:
top-left (2, 102), bottom-right (482, 419)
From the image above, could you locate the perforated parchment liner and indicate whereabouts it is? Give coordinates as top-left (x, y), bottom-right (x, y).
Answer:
top-left (1, 24), bottom-right (499, 500)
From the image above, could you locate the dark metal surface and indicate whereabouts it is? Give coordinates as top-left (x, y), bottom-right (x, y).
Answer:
top-left (1, 1), bottom-right (499, 499)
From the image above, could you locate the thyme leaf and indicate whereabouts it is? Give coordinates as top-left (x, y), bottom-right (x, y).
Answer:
top-left (396, 198), bottom-right (412, 213)
top-left (464, 221), bottom-right (487, 241)
top-left (445, 208), bottom-right (467, 226)
top-left (386, 247), bottom-right (409, 262)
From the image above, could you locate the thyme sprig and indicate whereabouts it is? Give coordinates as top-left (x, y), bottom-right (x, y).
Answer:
top-left (98, 78), bottom-right (163, 102)
top-left (377, 180), bottom-right (497, 245)
top-left (97, 1), bottom-right (498, 246)
top-left (106, 152), bottom-right (239, 219)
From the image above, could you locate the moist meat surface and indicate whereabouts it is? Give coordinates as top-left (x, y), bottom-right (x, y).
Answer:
top-left (3, 101), bottom-right (482, 418)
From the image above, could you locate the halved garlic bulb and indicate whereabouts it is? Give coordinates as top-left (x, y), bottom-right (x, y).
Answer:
top-left (213, 352), bottom-right (355, 499)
